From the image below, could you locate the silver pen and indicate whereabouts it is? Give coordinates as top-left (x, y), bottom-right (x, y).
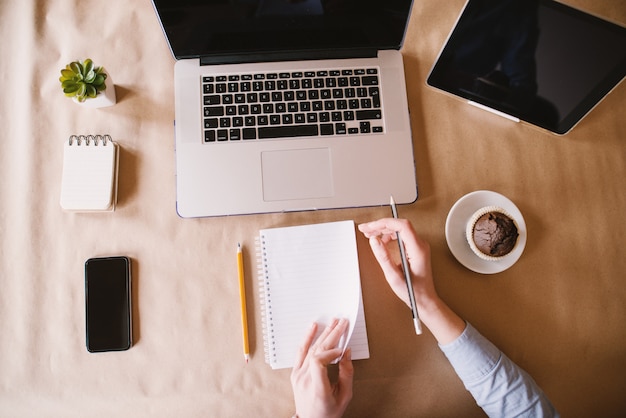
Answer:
top-left (390, 196), bottom-right (423, 335)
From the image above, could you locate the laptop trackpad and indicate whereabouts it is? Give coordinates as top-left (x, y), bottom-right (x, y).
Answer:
top-left (261, 148), bottom-right (334, 202)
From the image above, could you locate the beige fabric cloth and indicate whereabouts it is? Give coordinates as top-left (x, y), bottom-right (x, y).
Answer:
top-left (1, 0), bottom-right (625, 416)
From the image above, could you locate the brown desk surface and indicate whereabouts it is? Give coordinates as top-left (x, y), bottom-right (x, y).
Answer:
top-left (1, 0), bottom-right (625, 416)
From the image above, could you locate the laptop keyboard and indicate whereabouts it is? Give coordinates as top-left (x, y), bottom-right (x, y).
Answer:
top-left (202, 68), bottom-right (384, 142)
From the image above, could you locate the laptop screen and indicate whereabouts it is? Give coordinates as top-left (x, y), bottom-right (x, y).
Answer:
top-left (152, 0), bottom-right (414, 61)
top-left (427, 0), bottom-right (626, 134)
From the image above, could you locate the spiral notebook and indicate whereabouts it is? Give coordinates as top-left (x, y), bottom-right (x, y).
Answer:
top-left (60, 135), bottom-right (119, 212)
top-left (257, 220), bottom-right (370, 370)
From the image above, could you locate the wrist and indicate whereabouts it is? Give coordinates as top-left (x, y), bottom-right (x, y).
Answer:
top-left (415, 294), bottom-right (466, 344)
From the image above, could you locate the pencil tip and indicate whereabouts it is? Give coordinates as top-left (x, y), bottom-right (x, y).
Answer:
top-left (390, 195), bottom-right (395, 206)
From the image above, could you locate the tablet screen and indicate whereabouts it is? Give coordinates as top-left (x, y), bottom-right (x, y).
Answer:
top-left (427, 0), bottom-right (626, 134)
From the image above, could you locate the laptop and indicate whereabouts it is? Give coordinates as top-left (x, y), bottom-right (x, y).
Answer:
top-left (427, 0), bottom-right (626, 135)
top-left (150, 0), bottom-right (418, 218)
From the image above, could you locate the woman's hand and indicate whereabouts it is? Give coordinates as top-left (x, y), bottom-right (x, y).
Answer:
top-left (290, 319), bottom-right (354, 418)
top-left (358, 218), bottom-right (466, 344)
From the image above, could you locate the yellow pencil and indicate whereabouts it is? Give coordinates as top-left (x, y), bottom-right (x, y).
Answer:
top-left (237, 243), bottom-right (250, 363)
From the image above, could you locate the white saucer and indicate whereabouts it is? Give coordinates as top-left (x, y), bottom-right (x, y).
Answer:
top-left (445, 191), bottom-right (527, 274)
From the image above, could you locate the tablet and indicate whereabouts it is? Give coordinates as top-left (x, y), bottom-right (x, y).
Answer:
top-left (427, 0), bottom-right (626, 134)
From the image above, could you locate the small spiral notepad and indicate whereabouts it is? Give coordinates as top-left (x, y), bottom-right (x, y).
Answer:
top-left (60, 134), bottom-right (119, 211)
top-left (257, 220), bottom-right (370, 370)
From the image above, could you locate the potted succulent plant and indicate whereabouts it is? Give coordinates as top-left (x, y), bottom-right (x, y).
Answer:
top-left (59, 58), bottom-right (116, 108)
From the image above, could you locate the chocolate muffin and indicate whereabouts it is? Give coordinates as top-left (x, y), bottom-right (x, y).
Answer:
top-left (466, 206), bottom-right (519, 260)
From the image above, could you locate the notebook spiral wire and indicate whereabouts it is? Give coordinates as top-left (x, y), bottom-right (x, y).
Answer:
top-left (68, 134), bottom-right (112, 146)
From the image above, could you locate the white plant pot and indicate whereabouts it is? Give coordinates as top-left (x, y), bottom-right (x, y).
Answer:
top-left (72, 71), bottom-right (117, 108)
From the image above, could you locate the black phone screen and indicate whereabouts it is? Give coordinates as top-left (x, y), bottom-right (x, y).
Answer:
top-left (85, 256), bottom-right (132, 352)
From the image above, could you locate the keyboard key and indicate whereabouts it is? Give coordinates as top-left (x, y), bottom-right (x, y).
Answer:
top-left (205, 106), bottom-right (225, 117)
top-left (217, 129), bottom-right (228, 141)
top-left (356, 110), bottom-right (382, 120)
top-left (258, 125), bottom-right (319, 139)
top-left (205, 130), bottom-right (216, 142)
top-left (320, 124), bottom-right (334, 135)
top-left (243, 128), bottom-right (257, 140)
top-left (204, 118), bottom-right (218, 128)
top-left (204, 95), bottom-right (221, 107)
top-left (230, 128), bottom-right (241, 140)
top-left (361, 76), bottom-right (379, 85)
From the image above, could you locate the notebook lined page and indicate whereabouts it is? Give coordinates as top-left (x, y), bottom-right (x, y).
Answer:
top-left (258, 220), bottom-right (369, 370)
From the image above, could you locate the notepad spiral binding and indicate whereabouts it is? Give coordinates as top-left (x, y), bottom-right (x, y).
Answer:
top-left (68, 134), bottom-right (113, 146)
top-left (256, 235), bottom-right (276, 366)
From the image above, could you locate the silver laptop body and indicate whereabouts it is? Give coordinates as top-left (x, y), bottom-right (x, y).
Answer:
top-left (152, 0), bottom-right (418, 217)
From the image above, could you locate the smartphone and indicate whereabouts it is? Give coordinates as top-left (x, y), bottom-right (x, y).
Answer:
top-left (85, 256), bottom-right (132, 352)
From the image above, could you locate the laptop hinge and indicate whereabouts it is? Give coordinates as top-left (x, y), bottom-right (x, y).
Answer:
top-left (199, 48), bottom-right (379, 66)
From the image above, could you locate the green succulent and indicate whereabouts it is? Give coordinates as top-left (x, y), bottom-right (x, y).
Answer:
top-left (59, 59), bottom-right (107, 102)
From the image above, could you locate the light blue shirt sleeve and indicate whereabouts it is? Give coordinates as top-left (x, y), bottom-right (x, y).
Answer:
top-left (438, 323), bottom-right (559, 417)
